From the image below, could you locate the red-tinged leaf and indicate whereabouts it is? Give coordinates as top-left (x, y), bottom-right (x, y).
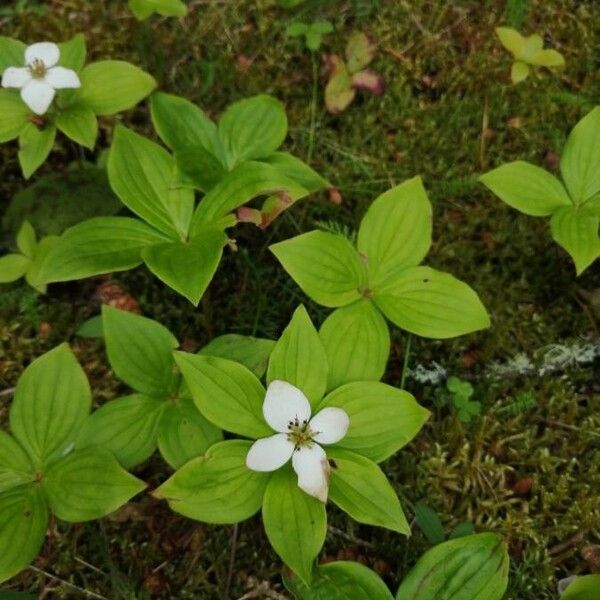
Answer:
top-left (351, 69), bottom-right (385, 95)
top-left (345, 32), bottom-right (376, 73)
top-left (325, 56), bottom-right (355, 113)
top-left (237, 206), bottom-right (262, 226)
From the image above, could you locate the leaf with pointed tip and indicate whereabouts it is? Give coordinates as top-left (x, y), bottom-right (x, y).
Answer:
top-left (199, 335), bottom-right (276, 378)
top-left (10, 344), bottom-right (91, 467)
top-left (157, 397), bottom-right (223, 469)
top-left (0, 90), bottom-right (29, 143)
top-left (58, 34), bottom-right (86, 71)
top-left (154, 440), bottom-right (267, 522)
top-left (319, 300), bottom-right (389, 390)
top-left (0, 36), bottom-right (26, 73)
top-left (16, 221), bottom-right (36, 258)
top-left (18, 123), bottom-right (56, 179)
top-left (56, 105), bottom-right (98, 148)
top-left (267, 306), bottom-right (329, 407)
top-left (0, 486), bottom-right (48, 584)
top-left (141, 230), bottom-right (227, 305)
top-left (262, 466), bottom-right (326, 585)
top-left (0, 432), bottom-right (33, 493)
top-left (44, 447), bottom-right (146, 522)
top-left (0, 254), bottom-right (30, 283)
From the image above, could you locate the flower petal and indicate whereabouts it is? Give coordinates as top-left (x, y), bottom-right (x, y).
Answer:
top-left (246, 433), bottom-right (295, 472)
top-left (25, 42), bottom-right (60, 68)
top-left (310, 407), bottom-right (350, 445)
top-left (2, 67), bottom-right (31, 89)
top-left (45, 66), bottom-right (80, 89)
top-left (292, 443), bottom-right (330, 502)
top-left (263, 380), bottom-right (311, 433)
top-left (20, 80), bottom-right (55, 115)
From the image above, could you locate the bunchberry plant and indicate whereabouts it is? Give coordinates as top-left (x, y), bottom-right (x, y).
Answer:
top-left (286, 21), bottom-right (333, 52)
top-left (128, 0), bottom-right (187, 20)
top-left (0, 35), bottom-right (156, 177)
top-left (495, 27), bottom-right (565, 84)
top-left (271, 177), bottom-right (490, 390)
top-left (155, 305), bottom-right (429, 584)
top-left (324, 32), bottom-right (384, 113)
top-left (284, 533), bottom-right (509, 600)
top-left (75, 306), bottom-right (275, 470)
top-left (480, 107), bottom-right (600, 275)
top-left (0, 344), bottom-right (146, 583)
top-left (36, 95), bottom-right (327, 304)
top-left (0, 221), bottom-right (57, 292)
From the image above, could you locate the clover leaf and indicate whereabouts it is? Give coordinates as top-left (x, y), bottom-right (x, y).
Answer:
top-left (155, 305), bottom-right (429, 584)
top-left (287, 20), bottom-right (333, 52)
top-left (270, 177), bottom-right (490, 388)
top-left (0, 344), bottom-right (146, 584)
top-left (480, 107), bottom-right (600, 275)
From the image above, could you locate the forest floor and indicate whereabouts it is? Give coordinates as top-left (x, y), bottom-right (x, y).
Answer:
top-left (0, 0), bottom-right (599, 598)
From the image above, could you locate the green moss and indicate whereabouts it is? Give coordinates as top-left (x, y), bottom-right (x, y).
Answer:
top-left (1, 0), bottom-right (599, 598)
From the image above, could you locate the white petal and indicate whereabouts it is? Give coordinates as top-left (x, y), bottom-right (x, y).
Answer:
top-left (2, 67), bottom-right (31, 89)
top-left (25, 42), bottom-right (60, 68)
top-left (20, 80), bottom-right (55, 115)
top-left (45, 66), bottom-right (80, 89)
top-left (310, 407), bottom-right (350, 445)
top-left (292, 443), bottom-right (330, 503)
top-left (263, 380), bottom-right (312, 433)
top-left (246, 433), bottom-right (295, 472)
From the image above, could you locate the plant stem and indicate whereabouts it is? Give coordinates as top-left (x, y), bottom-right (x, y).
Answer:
top-left (400, 333), bottom-right (413, 389)
top-left (224, 522), bottom-right (239, 599)
top-left (307, 51), bottom-right (318, 164)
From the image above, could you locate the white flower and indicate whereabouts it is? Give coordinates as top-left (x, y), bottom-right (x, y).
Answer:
top-left (1, 42), bottom-right (81, 115)
top-left (246, 380), bottom-right (349, 503)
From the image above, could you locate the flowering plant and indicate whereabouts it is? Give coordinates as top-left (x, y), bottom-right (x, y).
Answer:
top-left (155, 305), bottom-right (429, 583)
top-left (0, 34), bottom-right (155, 177)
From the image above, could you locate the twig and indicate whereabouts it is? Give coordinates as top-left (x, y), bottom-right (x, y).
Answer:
top-left (224, 523), bottom-right (239, 599)
top-left (328, 525), bottom-right (375, 548)
top-left (479, 95), bottom-right (490, 170)
top-left (400, 334), bottom-right (413, 389)
top-left (0, 387), bottom-right (15, 397)
top-left (29, 566), bottom-right (109, 600)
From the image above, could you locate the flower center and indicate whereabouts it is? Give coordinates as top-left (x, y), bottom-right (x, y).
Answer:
top-left (286, 417), bottom-right (315, 450)
top-left (28, 59), bottom-right (47, 79)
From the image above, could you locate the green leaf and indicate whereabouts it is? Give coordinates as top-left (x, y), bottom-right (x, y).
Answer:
top-left (270, 231), bottom-right (365, 308)
top-left (262, 467), bottom-right (327, 585)
top-left (76, 315), bottom-right (104, 338)
top-left (150, 92), bottom-right (222, 161)
top-left (24, 236), bottom-right (57, 293)
top-left (560, 107), bottom-right (600, 204)
top-left (284, 561), bottom-right (393, 600)
top-left (286, 22), bottom-right (309, 37)
top-left (267, 305), bottom-right (329, 407)
top-left (0, 432), bottom-right (33, 493)
top-left (129, 0), bottom-right (187, 19)
top-left (0, 486), bottom-right (48, 584)
top-left (0, 90), bottom-right (29, 143)
top-left (305, 31), bottom-right (323, 52)
top-left (76, 395), bottom-right (165, 469)
top-left (0, 36), bottom-right (26, 73)
top-left (141, 230), bottom-right (227, 305)
top-left (174, 146), bottom-right (227, 192)
top-left (312, 21), bottom-right (334, 35)
top-left (550, 206), bottom-right (600, 275)
top-left (414, 502), bottom-right (445, 544)
top-left (108, 126), bottom-right (194, 239)
top-left (56, 105), bottom-right (98, 148)
top-left (319, 300), bottom-right (389, 390)
top-left (262, 152), bottom-right (329, 192)
top-left (18, 123), bottom-right (56, 179)
top-left (345, 32), bottom-right (376, 73)
top-left (37, 217), bottom-right (169, 284)
top-left (154, 440), bottom-right (268, 522)
top-left (561, 576), bottom-right (600, 600)
top-left (16, 221), bottom-right (37, 258)
top-left (479, 161), bottom-right (571, 216)
top-left (58, 34), bottom-right (87, 71)
top-left (44, 447), bottom-right (146, 522)
top-left (396, 533), bottom-right (509, 600)
top-left (324, 56), bottom-right (355, 114)
top-left (449, 522), bottom-right (476, 539)
top-left (358, 176), bottom-right (433, 285)
top-left (374, 266), bottom-right (490, 339)
top-left (191, 161), bottom-right (308, 232)
top-left (218, 95), bottom-right (287, 167)
top-left (199, 334), bottom-right (276, 378)
top-left (103, 305), bottom-right (179, 395)
top-left (157, 397), bottom-right (223, 469)
top-left (495, 27), bottom-right (526, 58)
top-left (327, 448), bottom-right (409, 534)
top-left (76, 61), bottom-right (156, 116)
top-left (174, 352), bottom-right (271, 439)
top-left (0, 254), bottom-right (30, 283)
top-left (316, 381), bottom-right (429, 463)
top-left (530, 49), bottom-right (564, 67)
top-left (10, 344), bottom-right (91, 467)
top-left (510, 60), bottom-right (529, 84)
